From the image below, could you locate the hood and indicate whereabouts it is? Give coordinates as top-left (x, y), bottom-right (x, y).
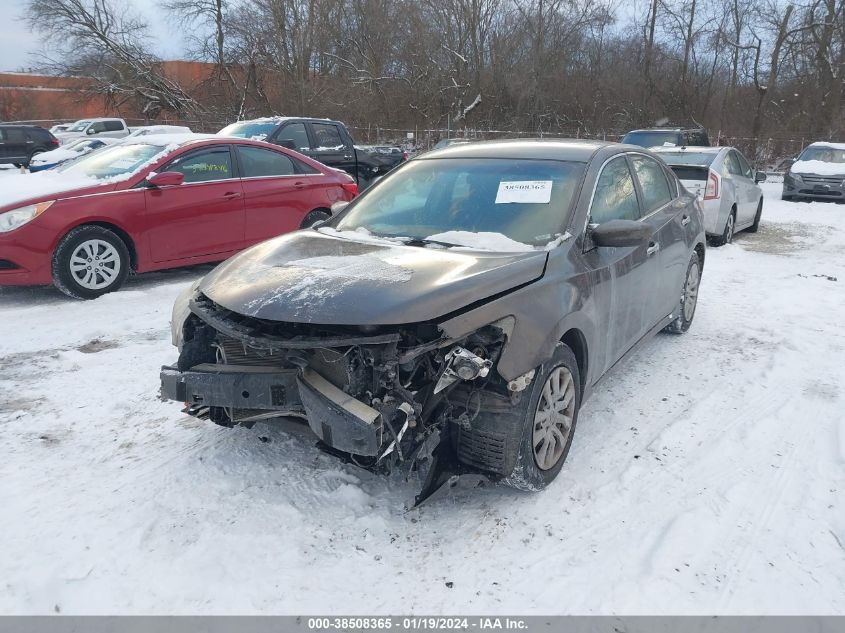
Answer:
top-left (791, 160), bottom-right (845, 177)
top-left (199, 230), bottom-right (549, 325)
top-left (0, 172), bottom-right (116, 212)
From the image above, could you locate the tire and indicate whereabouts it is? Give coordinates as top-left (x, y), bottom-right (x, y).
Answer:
top-left (711, 209), bottom-right (736, 246)
top-left (52, 225), bottom-right (130, 299)
top-left (747, 198), bottom-right (763, 233)
top-left (26, 150), bottom-right (44, 168)
top-left (300, 209), bottom-right (330, 229)
top-left (499, 342), bottom-right (582, 492)
top-left (664, 250), bottom-right (702, 334)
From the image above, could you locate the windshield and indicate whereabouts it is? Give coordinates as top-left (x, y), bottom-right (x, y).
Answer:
top-left (57, 143), bottom-right (166, 179)
top-left (656, 151), bottom-right (716, 166)
top-left (623, 131), bottom-right (682, 148)
top-left (218, 121), bottom-right (278, 140)
top-left (798, 146), bottom-right (845, 164)
top-left (333, 158), bottom-right (585, 248)
top-left (67, 120), bottom-right (91, 133)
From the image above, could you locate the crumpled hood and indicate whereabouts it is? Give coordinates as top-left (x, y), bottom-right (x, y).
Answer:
top-left (199, 230), bottom-right (549, 325)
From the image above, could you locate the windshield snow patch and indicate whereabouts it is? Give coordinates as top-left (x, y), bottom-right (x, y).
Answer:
top-left (426, 231), bottom-right (536, 252)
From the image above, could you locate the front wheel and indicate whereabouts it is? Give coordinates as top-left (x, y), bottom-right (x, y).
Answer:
top-left (52, 225), bottom-right (130, 299)
top-left (664, 251), bottom-right (701, 334)
top-left (501, 342), bottom-right (581, 491)
top-left (300, 209), bottom-right (330, 229)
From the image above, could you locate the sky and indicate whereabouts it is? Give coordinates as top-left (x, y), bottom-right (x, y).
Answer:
top-left (0, 0), bottom-right (183, 72)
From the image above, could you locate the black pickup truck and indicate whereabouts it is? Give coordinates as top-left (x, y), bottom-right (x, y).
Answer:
top-left (218, 117), bottom-right (403, 189)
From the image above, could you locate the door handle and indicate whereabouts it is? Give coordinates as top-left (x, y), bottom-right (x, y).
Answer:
top-left (681, 215), bottom-right (691, 226)
top-left (343, 154), bottom-right (352, 159)
top-left (223, 191), bottom-right (242, 200)
top-left (647, 242), bottom-right (660, 256)
top-left (294, 181), bottom-right (307, 189)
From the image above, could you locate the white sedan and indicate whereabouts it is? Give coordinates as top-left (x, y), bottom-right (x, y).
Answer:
top-left (652, 146), bottom-right (767, 245)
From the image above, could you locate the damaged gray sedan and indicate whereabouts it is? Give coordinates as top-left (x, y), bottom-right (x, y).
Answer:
top-left (160, 139), bottom-right (706, 503)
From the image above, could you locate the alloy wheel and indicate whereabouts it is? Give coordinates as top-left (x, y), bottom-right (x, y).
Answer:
top-left (682, 259), bottom-right (701, 322)
top-left (725, 214), bottom-right (735, 243)
top-left (532, 366), bottom-right (576, 471)
top-left (69, 239), bottom-right (122, 290)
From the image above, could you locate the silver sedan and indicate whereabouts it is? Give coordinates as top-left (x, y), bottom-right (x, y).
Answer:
top-left (652, 146), bottom-right (767, 245)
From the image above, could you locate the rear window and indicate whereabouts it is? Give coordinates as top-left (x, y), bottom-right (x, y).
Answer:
top-left (656, 152), bottom-right (716, 166)
top-left (623, 131), bottom-right (683, 148)
top-left (218, 121), bottom-right (279, 141)
top-left (670, 166), bottom-right (710, 181)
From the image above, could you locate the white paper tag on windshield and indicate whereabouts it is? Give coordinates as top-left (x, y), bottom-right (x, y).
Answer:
top-left (495, 180), bottom-right (552, 204)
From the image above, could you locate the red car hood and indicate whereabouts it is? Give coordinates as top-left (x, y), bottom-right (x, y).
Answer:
top-left (0, 172), bottom-right (121, 212)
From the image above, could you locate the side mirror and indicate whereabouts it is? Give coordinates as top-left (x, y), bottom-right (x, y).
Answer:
top-left (86, 128), bottom-right (95, 135)
top-left (278, 139), bottom-right (296, 150)
top-left (755, 171), bottom-right (767, 183)
top-left (331, 200), bottom-right (350, 214)
top-left (591, 219), bottom-right (653, 248)
top-left (147, 171), bottom-right (185, 187)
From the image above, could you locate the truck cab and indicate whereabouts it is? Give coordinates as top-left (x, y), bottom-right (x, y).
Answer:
top-left (55, 118), bottom-right (130, 144)
top-left (218, 117), bottom-right (398, 189)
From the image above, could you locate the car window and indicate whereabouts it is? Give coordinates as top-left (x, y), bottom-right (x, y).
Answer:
top-left (275, 123), bottom-right (310, 152)
top-left (167, 148), bottom-right (234, 183)
top-left (590, 157), bottom-right (640, 223)
top-left (104, 121), bottom-right (124, 132)
top-left (622, 131), bottom-right (682, 148)
top-left (631, 155), bottom-right (673, 212)
top-left (734, 151), bottom-right (753, 178)
top-left (4, 128), bottom-right (25, 142)
top-left (89, 122), bottom-right (106, 133)
top-left (724, 151), bottom-right (743, 176)
top-left (237, 146), bottom-right (296, 177)
top-left (311, 123), bottom-right (345, 150)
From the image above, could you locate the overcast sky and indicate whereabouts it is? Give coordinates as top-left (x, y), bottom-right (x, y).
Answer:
top-left (0, 0), bottom-right (183, 73)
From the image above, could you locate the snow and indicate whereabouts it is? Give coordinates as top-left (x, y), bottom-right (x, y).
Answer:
top-left (790, 159), bottom-right (845, 176)
top-left (0, 172), bottom-right (102, 209)
top-left (426, 230), bottom-right (536, 252)
top-left (1, 183), bottom-right (845, 614)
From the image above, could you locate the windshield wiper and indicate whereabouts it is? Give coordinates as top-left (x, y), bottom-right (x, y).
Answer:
top-left (398, 237), bottom-right (457, 248)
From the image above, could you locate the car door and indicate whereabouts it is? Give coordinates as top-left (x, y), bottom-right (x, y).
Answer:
top-left (3, 127), bottom-right (29, 163)
top-left (629, 153), bottom-right (689, 324)
top-left (308, 122), bottom-right (358, 176)
top-left (143, 145), bottom-right (246, 263)
top-left (235, 144), bottom-right (325, 243)
top-left (723, 150), bottom-right (753, 223)
top-left (581, 155), bottom-right (657, 373)
top-left (271, 122), bottom-right (311, 154)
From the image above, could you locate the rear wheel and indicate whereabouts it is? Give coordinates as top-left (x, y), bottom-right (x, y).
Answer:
top-left (500, 343), bottom-right (581, 491)
top-left (300, 208), bottom-right (330, 229)
top-left (665, 251), bottom-right (701, 334)
top-left (52, 225), bottom-right (130, 299)
top-left (748, 198), bottom-right (763, 233)
top-left (711, 209), bottom-right (735, 246)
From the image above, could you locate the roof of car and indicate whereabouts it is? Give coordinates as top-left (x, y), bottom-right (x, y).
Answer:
top-left (419, 138), bottom-right (612, 161)
top-left (651, 146), bottom-right (725, 154)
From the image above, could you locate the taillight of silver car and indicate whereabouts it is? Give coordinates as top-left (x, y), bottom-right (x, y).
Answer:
top-left (704, 170), bottom-right (720, 200)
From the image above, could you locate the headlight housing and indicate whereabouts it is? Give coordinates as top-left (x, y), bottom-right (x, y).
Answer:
top-left (171, 279), bottom-right (202, 349)
top-left (0, 201), bottom-right (54, 233)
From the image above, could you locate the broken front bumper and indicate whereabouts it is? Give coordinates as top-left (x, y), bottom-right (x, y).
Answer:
top-left (160, 364), bottom-right (382, 455)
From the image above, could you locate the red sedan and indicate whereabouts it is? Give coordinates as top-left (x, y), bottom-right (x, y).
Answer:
top-left (0, 135), bottom-right (358, 298)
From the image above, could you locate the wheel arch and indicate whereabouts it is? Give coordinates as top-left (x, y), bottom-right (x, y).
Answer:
top-left (59, 221), bottom-right (138, 271)
top-left (560, 328), bottom-right (588, 392)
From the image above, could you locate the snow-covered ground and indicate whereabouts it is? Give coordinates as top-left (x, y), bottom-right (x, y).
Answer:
top-left (1, 183), bottom-right (843, 615)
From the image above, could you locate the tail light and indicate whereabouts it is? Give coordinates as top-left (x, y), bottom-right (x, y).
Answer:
top-left (704, 170), bottom-right (720, 200)
top-left (402, 151), bottom-right (409, 161)
top-left (341, 182), bottom-right (359, 197)
top-left (49, 137), bottom-right (60, 147)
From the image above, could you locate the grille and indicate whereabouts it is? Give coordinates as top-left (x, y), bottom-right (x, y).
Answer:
top-left (215, 337), bottom-right (286, 367)
top-left (457, 426), bottom-right (507, 474)
top-left (800, 175), bottom-right (844, 185)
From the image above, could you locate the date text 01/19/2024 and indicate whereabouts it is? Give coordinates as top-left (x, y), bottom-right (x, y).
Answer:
top-left (306, 617), bottom-right (528, 630)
